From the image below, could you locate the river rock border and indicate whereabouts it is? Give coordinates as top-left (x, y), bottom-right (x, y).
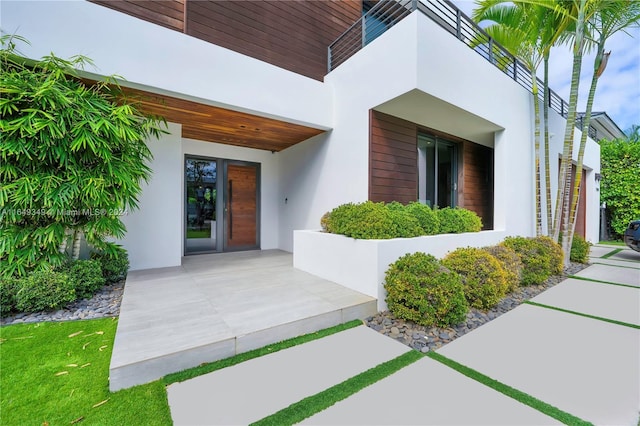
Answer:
top-left (366, 262), bottom-right (589, 352)
top-left (1, 281), bottom-right (124, 326)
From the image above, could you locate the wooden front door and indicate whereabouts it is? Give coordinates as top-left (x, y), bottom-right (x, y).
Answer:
top-left (225, 163), bottom-right (259, 250)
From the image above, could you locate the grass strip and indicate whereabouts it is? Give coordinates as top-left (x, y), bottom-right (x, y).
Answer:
top-left (426, 352), bottom-right (592, 426)
top-left (251, 350), bottom-right (423, 426)
top-left (524, 301), bottom-right (640, 329)
top-left (568, 274), bottom-right (639, 289)
top-left (592, 261), bottom-right (640, 269)
top-left (601, 248), bottom-right (623, 258)
top-left (163, 319), bottom-right (362, 385)
top-left (597, 240), bottom-right (626, 247)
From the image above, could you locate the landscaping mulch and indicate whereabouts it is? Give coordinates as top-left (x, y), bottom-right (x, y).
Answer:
top-left (365, 262), bottom-right (589, 352)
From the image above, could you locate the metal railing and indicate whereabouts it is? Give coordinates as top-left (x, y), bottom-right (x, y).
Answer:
top-left (328, 0), bottom-right (571, 120)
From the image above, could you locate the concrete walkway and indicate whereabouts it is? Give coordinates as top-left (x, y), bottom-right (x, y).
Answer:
top-left (110, 250), bottom-right (376, 391)
top-left (168, 246), bottom-right (640, 425)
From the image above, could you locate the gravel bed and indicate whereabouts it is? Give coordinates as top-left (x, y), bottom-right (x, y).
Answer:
top-left (1, 281), bottom-right (124, 326)
top-left (366, 262), bottom-right (589, 352)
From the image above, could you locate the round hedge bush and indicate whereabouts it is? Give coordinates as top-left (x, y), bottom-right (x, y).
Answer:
top-left (570, 235), bottom-right (591, 264)
top-left (0, 276), bottom-right (20, 315)
top-left (324, 201), bottom-right (423, 239)
top-left (405, 202), bottom-right (440, 235)
top-left (384, 252), bottom-right (468, 327)
top-left (534, 236), bottom-right (564, 275)
top-left (501, 236), bottom-right (558, 286)
top-left (66, 259), bottom-right (106, 299)
top-left (437, 207), bottom-right (482, 234)
top-left (442, 247), bottom-right (509, 310)
top-left (91, 249), bottom-right (130, 284)
top-left (482, 245), bottom-right (523, 292)
top-left (15, 269), bottom-right (76, 313)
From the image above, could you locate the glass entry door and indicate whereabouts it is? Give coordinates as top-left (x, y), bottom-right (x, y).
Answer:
top-left (418, 134), bottom-right (458, 208)
top-left (185, 157), bottom-right (218, 254)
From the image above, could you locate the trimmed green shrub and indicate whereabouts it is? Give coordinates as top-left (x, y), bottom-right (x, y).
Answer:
top-left (320, 212), bottom-right (332, 232)
top-left (384, 253), bottom-right (468, 327)
top-left (325, 201), bottom-right (422, 239)
top-left (0, 276), bottom-right (20, 315)
top-left (502, 236), bottom-right (553, 286)
top-left (483, 245), bottom-right (523, 292)
top-left (534, 236), bottom-right (564, 275)
top-left (91, 249), bottom-right (130, 284)
top-left (570, 235), bottom-right (591, 264)
top-left (385, 201), bottom-right (405, 212)
top-left (442, 247), bottom-right (509, 310)
top-left (66, 259), bottom-right (106, 299)
top-left (15, 270), bottom-right (76, 312)
top-left (405, 202), bottom-right (440, 235)
top-left (437, 207), bottom-right (482, 234)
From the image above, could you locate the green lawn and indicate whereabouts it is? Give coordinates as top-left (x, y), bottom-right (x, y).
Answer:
top-left (0, 318), bottom-right (362, 425)
top-left (0, 318), bottom-right (171, 425)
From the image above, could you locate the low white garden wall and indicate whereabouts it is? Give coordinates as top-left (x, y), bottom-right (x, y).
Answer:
top-left (293, 229), bottom-right (507, 311)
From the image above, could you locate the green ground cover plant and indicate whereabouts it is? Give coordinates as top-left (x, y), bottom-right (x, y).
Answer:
top-left (384, 253), bottom-right (468, 327)
top-left (0, 318), bottom-right (171, 425)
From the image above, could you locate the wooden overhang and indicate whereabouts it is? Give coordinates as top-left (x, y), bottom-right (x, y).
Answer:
top-left (122, 87), bottom-right (326, 152)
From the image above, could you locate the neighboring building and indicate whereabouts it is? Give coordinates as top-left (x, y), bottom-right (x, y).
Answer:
top-left (577, 111), bottom-right (626, 142)
top-left (3, 0), bottom-right (605, 271)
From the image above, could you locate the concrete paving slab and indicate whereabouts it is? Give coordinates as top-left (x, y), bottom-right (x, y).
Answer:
top-left (438, 304), bottom-right (640, 426)
top-left (574, 263), bottom-right (640, 287)
top-left (531, 278), bottom-right (640, 326)
top-left (302, 356), bottom-right (560, 425)
top-left (609, 248), bottom-right (640, 263)
top-left (590, 245), bottom-right (620, 258)
top-left (110, 250), bottom-right (376, 391)
top-left (590, 258), bottom-right (640, 269)
top-left (167, 326), bottom-right (409, 426)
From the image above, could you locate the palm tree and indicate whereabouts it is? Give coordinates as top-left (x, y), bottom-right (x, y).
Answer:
top-left (566, 1), bottom-right (640, 251)
top-left (473, 1), bottom-right (567, 236)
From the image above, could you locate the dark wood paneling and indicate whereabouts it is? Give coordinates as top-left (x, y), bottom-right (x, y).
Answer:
top-left (90, 0), bottom-right (185, 31)
top-left (185, 0), bottom-right (361, 80)
top-left (460, 142), bottom-right (494, 230)
top-left (369, 111), bottom-right (418, 204)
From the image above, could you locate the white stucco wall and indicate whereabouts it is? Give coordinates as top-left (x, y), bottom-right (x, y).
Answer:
top-left (1, 0), bottom-right (332, 129)
top-left (119, 123), bottom-right (183, 270)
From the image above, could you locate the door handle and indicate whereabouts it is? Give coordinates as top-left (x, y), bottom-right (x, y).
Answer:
top-left (228, 180), bottom-right (233, 240)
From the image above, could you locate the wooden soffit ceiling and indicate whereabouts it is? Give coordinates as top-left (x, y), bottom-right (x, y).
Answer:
top-left (122, 87), bottom-right (326, 152)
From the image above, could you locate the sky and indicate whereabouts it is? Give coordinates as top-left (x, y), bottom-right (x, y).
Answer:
top-left (451, 0), bottom-right (640, 134)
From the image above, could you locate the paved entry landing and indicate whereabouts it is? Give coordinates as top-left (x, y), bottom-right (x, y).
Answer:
top-left (109, 250), bottom-right (376, 391)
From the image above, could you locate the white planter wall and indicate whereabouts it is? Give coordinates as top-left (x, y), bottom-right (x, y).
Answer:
top-left (294, 230), bottom-right (507, 311)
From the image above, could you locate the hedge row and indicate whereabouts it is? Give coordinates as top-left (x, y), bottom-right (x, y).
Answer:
top-left (0, 250), bottom-right (129, 315)
top-left (384, 235), bottom-right (587, 327)
top-left (321, 201), bottom-right (482, 239)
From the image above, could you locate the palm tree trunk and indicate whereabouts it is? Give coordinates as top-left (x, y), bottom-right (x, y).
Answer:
top-left (569, 42), bottom-right (606, 245)
top-left (543, 54), bottom-right (553, 235)
top-left (58, 228), bottom-right (72, 254)
top-left (71, 229), bottom-right (82, 260)
top-left (553, 0), bottom-right (587, 266)
top-left (532, 72), bottom-right (543, 236)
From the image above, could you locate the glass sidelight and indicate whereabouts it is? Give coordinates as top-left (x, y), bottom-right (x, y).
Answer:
top-left (185, 157), bottom-right (218, 254)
